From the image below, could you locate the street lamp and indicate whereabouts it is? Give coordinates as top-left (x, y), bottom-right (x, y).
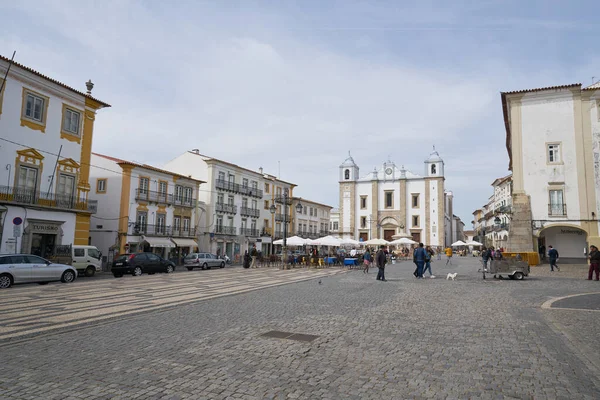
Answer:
top-left (270, 188), bottom-right (303, 269)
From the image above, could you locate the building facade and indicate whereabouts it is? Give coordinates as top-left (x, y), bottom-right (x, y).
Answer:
top-left (88, 153), bottom-right (203, 263)
top-left (502, 83), bottom-right (600, 262)
top-left (0, 55), bottom-right (109, 256)
top-left (164, 150), bottom-right (297, 260)
top-left (338, 150), bottom-right (446, 246)
top-left (329, 208), bottom-right (340, 237)
top-left (472, 175), bottom-right (512, 249)
top-left (292, 199), bottom-right (333, 239)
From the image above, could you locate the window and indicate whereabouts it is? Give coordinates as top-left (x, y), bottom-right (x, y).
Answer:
top-left (412, 194), bottom-right (419, 208)
top-left (217, 193), bottom-right (224, 204)
top-left (252, 200), bottom-right (257, 210)
top-left (227, 217), bottom-right (234, 226)
top-left (241, 218), bottom-right (247, 229)
top-left (18, 165), bottom-right (38, 192)
top-left (57, 174), bottom-right (75, 198)
top-left (158, 181), bottom-right (167, 196)
top-left (228, 196), bottom-right (234, 206)
top-left (24, 92), bottom-right (45, 122)
top-left (62, 106), bottom-right (81, 135)
top-left (549, 189), bottom-right (565, 216)
top-left (88, 248), bottom-right (101, 259)
top-left (74, 248), bottom-right (85, 257)
top-left (156, 214), bottom-right (166, 233)
top-left (183, 187), bottom-right (193, 202)
top-left (547, 143), bottom-right (561, 164)
top-left (264, 219), bottom-right (269, 228)
top-left (215, 216), bottom-right (223, 229)
top-left (173, 216), bottom-right (181, 231)
top-left (183, 217), bottom-right (190, 231)
top-left (242, 178), bottom-right (249, 188)
top-left (218, 171), bottom-right (225, 181)
top-left (344, 169), bottom-right (350, 180)
top-left (360, 196), bottom-right (367, 209)
top-left (385, 191), bottom-right (393, 208)
top-left (412, 215), bottom-right (419, 227)
top-left (251, 181), bottom-right (258, 189)
top-left (175, 185), bottom-right (183, 202)
top-left (228, 174), bottom-right (235, 184)
top-left (333, 222), bottom-right (339, 230)
top-left (242, 198), bottom-right (248, 208)
top-left (276, 187), bottom-right (282, 196)
top-left (96, 179), bottom-right (107, 193)
top-left (265, 183), bottom-right (270, 193)
top-left (303, 206), bottom-right (307, 215)
top-left (360, 216), bottom-right (367, 228)
top-left (139, 177), bottom-right (149, 194)
top-left (431, 164), bottom-right (436, 175)
top-left (264, 200), bottom-right (269, 210)
top-left (136, 212), bottom-right (148, 232)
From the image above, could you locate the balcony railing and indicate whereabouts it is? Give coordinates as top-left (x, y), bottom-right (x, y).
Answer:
top-left (215, 179), bottom-right (263, 198)
top-left (274, 195), bottom-right (292, 205)
top-left (135, 189), bottom-right (196, 207)
top-left (240, 228), bottom-right (260, 237)
top-left (130, 224), bottom-right (196, 237)
top-left (215, 226), bottom-right (236, 235)
top-left (275, 213), bottom-right (290, 222)
top-left (319, 230), bottom-right (330, 236)
top-left (548, 204), bottom-right (567, 216)
top-left (0, 185), bottom-right (97, 213)
top-left (493, 223), bottom-right (509, 232)
top-left (274, 230), bottom-right (284, 238)
top-left (240, 207), bottom-right (260, 218)
top-left (261, 227), bottom-right (272, 236)
top-left (215, 202), bottom-right (237, 214)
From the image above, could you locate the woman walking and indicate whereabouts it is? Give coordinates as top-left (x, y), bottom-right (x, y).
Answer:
top-left (422, 246), bottom-right (436, 278)
top-left (363, 248), bottom-right (372, 273)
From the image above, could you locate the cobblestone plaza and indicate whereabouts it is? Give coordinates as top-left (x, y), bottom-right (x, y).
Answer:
top-left (1, 258), bottom-right (599, 399)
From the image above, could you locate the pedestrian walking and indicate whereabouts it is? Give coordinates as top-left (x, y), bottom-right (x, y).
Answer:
top-left (445, 247), bottom-right (453, 265)
top-left (588, 245), bottom-right (600, 280)
top-left (250, 245), bottom-right (258, 268)
top-left (363, 248), bottom-right (372, 273)
top-left (538, 244), bottom-right (546, 261)
top-left (437, 247), bottom-right (442, 260)
top-left (422, 246), bottom-right (435, 278)
top-left (548, 245), bottom-right (560, 271)
top-left (376, 245), bottom-right (387, 282)
top-left (243, 251), bottom-right (251, 269)
top-left (481, 247), bottom-right (492, 271)
top-left (413, 243), bottom-right (428, 279)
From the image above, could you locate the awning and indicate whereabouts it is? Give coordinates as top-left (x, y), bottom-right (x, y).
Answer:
top-left (171, 238), bottom-right (198, 248)
top-left (141, 236), bottom-right (175, 248)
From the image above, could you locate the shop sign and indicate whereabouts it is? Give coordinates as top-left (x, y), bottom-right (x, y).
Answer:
top-left (30, 223), bottom-right (60, 234)
top-left (560, 229), bottom-right (584, 236)
top-left (13, 225), bottom-right (21, 237)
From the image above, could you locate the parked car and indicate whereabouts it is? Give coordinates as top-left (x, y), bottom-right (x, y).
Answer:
top-left (184, 253), bottom-right (225, 270)
top-left (0, 254), bottom-right (77, 289)
top-left (111, 253), bottom-right (176, 277)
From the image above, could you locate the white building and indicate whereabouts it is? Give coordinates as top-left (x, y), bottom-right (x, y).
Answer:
top-left (338, 150), bottom-right (447, 247)
top-left (0, 55), bottom-right (109, 256)
top-left (502, 83), bottom-right (600, 262)
top-left (329, 208), bottom-right (340, 237)
top-left (164, 150), bottom-right (297, 260)
top-left (293, 199), bottom-right (333, 239)
top-left (88, 153), bottom-right (203, 263)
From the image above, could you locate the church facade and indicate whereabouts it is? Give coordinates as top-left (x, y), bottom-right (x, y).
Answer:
top-left (338, 150), bottom-right (447, 247)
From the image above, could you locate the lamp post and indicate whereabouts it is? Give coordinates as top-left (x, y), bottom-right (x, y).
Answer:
top-left (270, 188), bottom-right (303, 269)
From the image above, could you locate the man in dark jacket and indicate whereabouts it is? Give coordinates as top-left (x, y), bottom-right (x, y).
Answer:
top-left (376, 245), bottom-right (387, 282)
top-left (588, 245), bottom-right (600, 280)
top-left (413, 243), bottom-right (428, 278)
top-left (548, 245), bottom-right (560, 271)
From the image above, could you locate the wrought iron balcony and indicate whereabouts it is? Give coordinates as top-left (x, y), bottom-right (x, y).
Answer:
top-left (307, 232), bottom-right (320, 239)
top-left (240, 207), bottom-right (260, 218)
top-left (319, 230), bottom-right (330, 236)
top-left (548, 204), bottom-right (567, 216)
top-left (493, 223), bottom-right (509, 232)
top-left (274, 230), bottom-right (285, 238)
top-left (275, 213), bottom-right (290, 222)
top-left (129, 223), bottom-right (196, 237)
top-left (215, 202), bottom-right (237, 214)
top-left (274, 195), bottom-right (292, 205)
top-left (215, 225), bottom-right (236, 235)
top-left (0, 185), bottom-right (97, 213)
top-left (215, 179), bottom-right (263, 198)
top-left (135, 189), bottom-right (171, 204)
top-left (240, 228), bottom-right (260, 237)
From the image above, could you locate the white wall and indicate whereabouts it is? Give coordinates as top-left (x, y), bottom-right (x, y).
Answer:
top-left (520, 92), bottom-right (581, 223)
top-left (590, 93), bottom-right (600, 235)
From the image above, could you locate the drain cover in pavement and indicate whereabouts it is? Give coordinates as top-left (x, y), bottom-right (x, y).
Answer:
top-left (261, 330), bottom-right (319, 342)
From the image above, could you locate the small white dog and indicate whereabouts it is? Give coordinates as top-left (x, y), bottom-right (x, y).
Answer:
top-left (446, 272), bottom-right (458, 281)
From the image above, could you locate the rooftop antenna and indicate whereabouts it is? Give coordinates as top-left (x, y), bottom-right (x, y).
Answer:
top-left (0, 51), bottom-right (16, 94)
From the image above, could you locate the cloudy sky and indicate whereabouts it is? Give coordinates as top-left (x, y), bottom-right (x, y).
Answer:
top-left (1, 0), bottom-right (599, 225)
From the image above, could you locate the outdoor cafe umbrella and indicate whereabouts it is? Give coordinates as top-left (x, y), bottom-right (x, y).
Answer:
top-left (391, 231), bottom-right (412, 239)
top-left (466, 240), bottom-right (483, 247)
top-left (273, 235), bottom-right (309, 246)
top-left (312, 235), bottom-right (343, 246)
top-left (390, 237), bottom-right (416, 245)
top-left (364, 238), bottom-right (390, 246)
top-left (339, 237), bottom-right (360, 246)
top-left (451, 240), bottom-right (467, 247)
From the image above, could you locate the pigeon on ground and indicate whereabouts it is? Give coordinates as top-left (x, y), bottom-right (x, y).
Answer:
top-left (318, 279), bottom-right (322, 285)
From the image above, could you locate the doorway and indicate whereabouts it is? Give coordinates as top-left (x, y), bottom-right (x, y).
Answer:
top-left (383, 230), bottom-right (395, 242)
top-left (359, 232), bottom-right (368, 242)
top-left (411, 232), bottom-right (421, 243)
top-left (30, 233), bottom-right (56, 258)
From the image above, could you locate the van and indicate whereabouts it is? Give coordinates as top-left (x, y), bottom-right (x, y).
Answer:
top-left (72, 245), bottom-right (102, 277)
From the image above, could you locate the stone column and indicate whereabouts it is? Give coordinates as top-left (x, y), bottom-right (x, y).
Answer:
top-left (508, 193), bottom-right (534, 252)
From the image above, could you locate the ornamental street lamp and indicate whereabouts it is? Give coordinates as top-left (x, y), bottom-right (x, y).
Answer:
top-left (270, 188), bottom-right (303, 269)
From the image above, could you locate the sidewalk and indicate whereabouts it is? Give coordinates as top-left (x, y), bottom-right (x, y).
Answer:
top-left (530, 263), bottom-right (596, 279)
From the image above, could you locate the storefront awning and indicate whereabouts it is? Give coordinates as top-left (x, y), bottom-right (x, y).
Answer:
top-left (141, 236), bottom-right (175, 248)
top-left (171, 238), bottom-right (198, 248)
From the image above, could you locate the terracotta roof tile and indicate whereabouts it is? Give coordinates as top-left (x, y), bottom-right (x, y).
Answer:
top-left (501, 83), bottom-right (581, 95)
top-left (1, 54), bottom-right (110, 108)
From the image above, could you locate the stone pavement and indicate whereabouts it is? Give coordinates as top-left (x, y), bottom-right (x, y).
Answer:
top-left (1, 257), bottom-right (600, 399)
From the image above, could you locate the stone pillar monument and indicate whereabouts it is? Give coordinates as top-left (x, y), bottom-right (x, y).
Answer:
top-left (508, 192), bottom-right (534, 252)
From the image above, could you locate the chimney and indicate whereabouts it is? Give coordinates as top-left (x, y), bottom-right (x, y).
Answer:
top-left (259, 167), bottom-right (263, 174)
top-left (85, 79), bottom-right (94, 95)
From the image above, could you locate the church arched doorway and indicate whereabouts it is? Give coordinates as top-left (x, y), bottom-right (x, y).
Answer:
top-left (538, 225), bottom-right (588, 263)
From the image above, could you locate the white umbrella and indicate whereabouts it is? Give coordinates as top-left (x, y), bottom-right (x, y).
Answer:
top-left (311, 235), bottom-right (342, 246)
top-left (273, 236), bottom-right (308, 246)
top-left (364, 238), bottom-right (389, 246)
top-left (339, 238), bottom-right (360, 246)
top-left (390, 237), bottom-right (416, 245)
top-left (466, 240), bottom-right (483, 246)
top-left (391, 231), bottom-right (412, 239)
top-left (451, 240), bottom-right (467, 247)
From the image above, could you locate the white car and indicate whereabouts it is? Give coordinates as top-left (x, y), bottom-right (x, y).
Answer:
top-left (0, 254), bottom-right (77, 289)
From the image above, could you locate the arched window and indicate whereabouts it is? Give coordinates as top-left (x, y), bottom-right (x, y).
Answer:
top-left (431, 164), bottom-right (436, 175)
top-left (344, 169), bottom-right (350, 179)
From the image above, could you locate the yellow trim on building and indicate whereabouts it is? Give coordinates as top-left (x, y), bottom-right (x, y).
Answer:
top-left (118, 165), bottom-right (134, 254)
top-left (20, 87), bottom-right (50, 133)
top-left (77, 98), bottom-right (99, 199)
top-left (74, 213), bottom-right (91, 245)
top-left (14, 148), bottom-right (44, 193)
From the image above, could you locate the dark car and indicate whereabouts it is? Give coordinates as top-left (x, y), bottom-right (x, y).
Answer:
top-left (111, 253), bottom-right (176, 278)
